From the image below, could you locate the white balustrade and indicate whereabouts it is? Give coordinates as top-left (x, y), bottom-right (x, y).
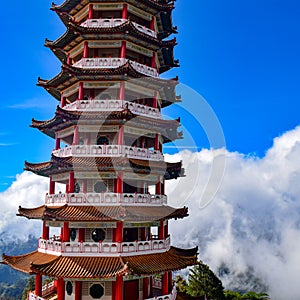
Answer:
top-left (64, 99), bottom-right (162, 118)
top-left (81, 18), bottom-right (157, 38)
top-left (28, 293), bottom-right (45, 300)
top-left (73, 57), bottom-right (159, 78)
top-left (145, 285), bottom-right (177, 300)
top-left (52, 145), bottom-right (164, 160)
top-left (38, 236), bottom-right (171, 257)
top-left (45, 192), bottom-right (167, 206)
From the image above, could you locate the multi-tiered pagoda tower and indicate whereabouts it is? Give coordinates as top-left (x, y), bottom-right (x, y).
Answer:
top-left (2, 1), bottom-right (197, 299)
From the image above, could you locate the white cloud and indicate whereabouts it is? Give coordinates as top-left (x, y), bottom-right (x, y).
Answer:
top-left (1, 126), bottom-right (300, 299)
top-left (168, 126), bottom-right (300, 299)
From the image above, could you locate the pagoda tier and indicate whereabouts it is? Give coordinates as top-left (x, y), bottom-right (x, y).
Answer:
top-left (24, 156), bottom-right (184, 180)
top-left (30, 106), bottom-right (182, 142)
top-left (45, 21), bottom-right (178, 73)
top-left (17, 204), bottom-right (188, 222)
top-left (2, 246), bottom-right (197, 278)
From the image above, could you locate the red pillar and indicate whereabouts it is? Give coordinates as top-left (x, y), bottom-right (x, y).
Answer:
top-left (75, 281), bottom-right (82, 300)
top-left (49, 177), bottom-right (55, 194)
top-left (154, 134), bottom-right (160, 150)
top-left (156, 176), bottom-right (161, 195)
top-left (57, 278), bottom-right (65, 300)
top-left (61, 96), bottom-right (66, 108)
top-left (67, 55), bottom-right (72, 65)
top-left (42, 221), bottom-right (49, 240)
top-left (152, 96), bottom-right (158, 109)
top-left (141, 227), bottom-right (146, 240)
top-left (88, 4), bottom-right (93, 19)
top-left (119, 81), bottom-right (125, 100)
top-left (69, 171), bottom-right (75, 193)
top-left (118, 125), bottom-right (124, 145)
top-left (150, 16), bottom-right (155, 30)
top-left (151, 52), bottom-right (157, 69)
top-left (55, 135), bottom-right (61, 150)
top-left (158, 220), bottom-right (164, 240)
top-left (120, 41), bottom-right (126, 58)
top-left (168, 271), bottom-right (173, 291)
top-left (122, 4), bottom-right (128, 19)
top-left (82, 179), bottom-right (87, 193)
top-left (143, 277), bottom-right (149, 299)
top-left (83, 41), bottom-right (89, 58)
top-left (116, 172), bottom-right (123, 194)
top-left (165, 221), bottom-right (169, 237)
top-left (35, 274), bottom-right (42, 297)
top-left (114, 221), bottom-right (123, 243)
top-left (115, 276), bottom-right (123, 300)
top-left (73, 125), bottom-right (79, 145)
top-left (78, 228), bottom-right (85, 242)
top-left (162, 272), bottom-right (169, 295)
top-left (78, 82), bottom-right (84, 100)
top-left (63, 222), bottom-right (70, 242)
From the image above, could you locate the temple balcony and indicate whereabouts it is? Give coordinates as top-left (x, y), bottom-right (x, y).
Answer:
top-left (38, 235), bottom-right (171, 257)
top-left (73, 57), bottom-right (159, 78)
top-left (52, 144), bottom-right (164, 161)
top-left (81, 18), bottom-right (158, 38)
top-left (28, 281), bottom-right (56, 300)
top-left (45, 192), bottom-right (168, 206)
top-left (64, 99), bottom-right (162, 119)
top-left (145, 285), bottom-right (177, 300)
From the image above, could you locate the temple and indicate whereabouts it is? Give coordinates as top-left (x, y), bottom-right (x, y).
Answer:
top-left (2, 0), bottom-right (198, 299)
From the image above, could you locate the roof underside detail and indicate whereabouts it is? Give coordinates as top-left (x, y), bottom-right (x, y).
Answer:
top-left (17, 204), bottom-right (188, 222)
top-left (2, 246), bottom-right (197, 278)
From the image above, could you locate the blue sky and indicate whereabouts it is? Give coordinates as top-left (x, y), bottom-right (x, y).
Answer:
top-left (0, 0), bottom-right (300, 190)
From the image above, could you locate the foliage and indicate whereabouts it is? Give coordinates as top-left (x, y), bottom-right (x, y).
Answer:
top-left (21, 276), bottom-right (35, 300)
top-left (185, 262), bottom-right (225, 300)
top-left (224, 290), bottom-right (270, 300)
top-left (175, 275), bottom-right (188, 293)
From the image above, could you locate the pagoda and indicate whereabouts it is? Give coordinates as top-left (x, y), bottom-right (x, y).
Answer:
top-left (2, 0), bottom-right (198, 299)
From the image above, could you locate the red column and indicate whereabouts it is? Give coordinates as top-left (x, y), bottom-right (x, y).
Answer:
top-left (57, 278), bottom-right (65, 300)
top-left (83, 41), bottom-right (89, 58)
top-left (61, 96), bottom-right (66, 108)
top-left (67, 55), bottom-right (72, 65)
top-left (141, 227), bottom-right (146, 240)
top-left (151, 53), bottom-right (157, 69)
top-left (89, 89), bottom-right (95, 100)
top-left (152, 96), bottom-right (157, 109)
top-left (69, 171), bottom-right (75, 193)
top-left (88, 4), bottom-right (93, 19)
top-left (115, 276), bottom-right (123, 300)
top-left (143, 277), bottom-right (149, 299)
top-left (78, 82), bottom-right (84, 100)
top-left (118, 126), bottom-right (124, 145)
top-left (119, 81), bottom-right (125, 100)
top-left (122, 4), bottom-right (128, 19)
top-left (162, 272), bottom-right (169, 295)
top-left (158, 220), bottom-right (164, 240)
top-left (42, 221), bottom-right (49, 240)
top-left (115, 221), bottom-right (123, 243)
top-left (154, 134), bottom-right (160, 150)
top-left (168, 271), bottom-right (173, 291)
top-left (156, 176), bottom-right (161, 195)
top-left (63, 222), bottom-right (70, 242)
top-left (49, 177), bottom-right (55, 194)
top-left (116, 172), bottom-right (123, 194)
top-left (73, 126), bottom-right (79, 145)
top-left (120, 41), bottom-right (126, 58)
top-left (165, 221), bottom-right (169, 237)
top-left (35, 274), bottom-right (42, 297)
top-left (82, 180), bottom-right (87, 193)
top-left (75, 281), bottom-right (82, 300)
top-left (55, 135), bottom-right (61, 150)
top-left (150, 16), bottom-right (155, 30)
top-left (78, 228), bottom-right (85, 242)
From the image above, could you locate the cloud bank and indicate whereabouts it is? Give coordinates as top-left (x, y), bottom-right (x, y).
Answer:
top-left (1, 126), bottom-right (300, 299)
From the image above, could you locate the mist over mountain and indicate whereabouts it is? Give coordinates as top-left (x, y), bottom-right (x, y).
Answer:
top-left (1, 126), bottom-right (300, 299)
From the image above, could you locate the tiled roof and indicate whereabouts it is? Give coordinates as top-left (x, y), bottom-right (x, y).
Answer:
top-left (17, 204), bottom-right (188, 222)
top-left (2, 246), bottom-right (197, 278)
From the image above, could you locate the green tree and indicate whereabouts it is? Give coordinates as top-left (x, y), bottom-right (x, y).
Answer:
top-left (224, 290), bottom-right (243, 300)
top-left (241, 291), bottom-right (270, 299)
top-left (175, 275), bottom-right (188, 294)
top-left (21, 276), bottom-right (35, 300)
top-left (186, 262), bottom-right (225, 300)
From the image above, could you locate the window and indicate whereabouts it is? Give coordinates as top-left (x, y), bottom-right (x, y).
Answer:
top-left (66, 281), bottom-right (73, 296)
top-left (92, 229), bottom-right (106, 242)
top-left (90, 283), bottom-right (104, 299)
top-left (70, 229), bottom-right (77, 242)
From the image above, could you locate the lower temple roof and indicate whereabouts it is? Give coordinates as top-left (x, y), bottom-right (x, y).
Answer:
top-left (2, 246), bottom-right (197, 278)
top-left (17, 204), bottom-right (189, 222)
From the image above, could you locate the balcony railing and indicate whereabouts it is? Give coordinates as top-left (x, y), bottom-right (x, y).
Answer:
top-left (81, 18), bottom-right (157, 38)
top-left (38, 236), bottom-right (171, 257)
top-left (52, 144), bottom-right (163, 160)
top-left (73, 57), bottom-right (159, 78)
top-left (28, 281), bottom-right (56, 300)
top-left (45, 192), bottom-right (167, 206)
top-left (64, 99), bottom-right (162, 119)
top-left (145, 285), bottom-right (177, 300)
